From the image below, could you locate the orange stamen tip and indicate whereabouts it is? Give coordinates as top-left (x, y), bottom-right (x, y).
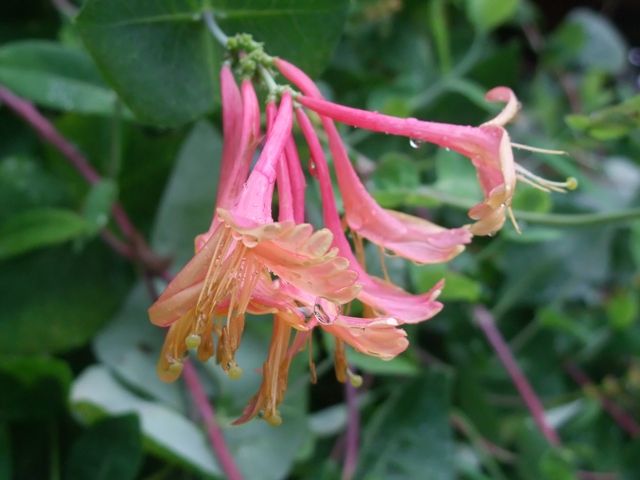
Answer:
top-left (227, 365), bottom-right (243, 380)
top-left (185, 334), bottom-right (201, 350)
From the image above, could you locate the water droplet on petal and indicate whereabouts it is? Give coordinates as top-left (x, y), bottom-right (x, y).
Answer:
top-left (409, 138), bottom-right (423, 149)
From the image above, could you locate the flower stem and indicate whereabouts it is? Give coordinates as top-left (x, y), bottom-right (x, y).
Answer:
top-left (342, 380), bottom-right (360, 480)
top-left (450, 410), bottom-right (512, 479)
top-left (564, 361), bottom-right (640, 438)
top-left (0, 86), bottom-right (136, 238)
top-left (202, 10), bottom-right (228, 46)
top-left (182, 362), bottom-right (244, 480)
top-left (376, 186), bottom-right (640, 228)
top-left (473, 306), bottom-right (562, 446)
top-left (0, 85), bottom-right (244, 479)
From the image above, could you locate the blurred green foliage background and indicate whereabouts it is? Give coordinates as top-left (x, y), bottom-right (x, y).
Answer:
top-left (1, 0), bottom-right (640, 479)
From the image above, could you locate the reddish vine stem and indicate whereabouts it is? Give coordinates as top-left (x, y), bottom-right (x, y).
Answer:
top-left (565, 361), bottom-right (640, 438)
top-left (0, 85), bottom-right (244, 480)
top-left (182, 362), bottom-right (244, 480)
top-left (0, 86), bottom-right (136, 239)
top-left (473, 306), bottom-right (562, 446)
top-left (342, 380), bottom-right (360, 480)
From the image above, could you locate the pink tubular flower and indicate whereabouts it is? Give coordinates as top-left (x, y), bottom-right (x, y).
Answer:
top-left (276, 58), bottom-right (473, 256)
top-left (148, 88), bottom-right (360, 382)
top-left (296, 107), bottom-right (444, 324)
top-left (288, 66), bottom-right (576, 236)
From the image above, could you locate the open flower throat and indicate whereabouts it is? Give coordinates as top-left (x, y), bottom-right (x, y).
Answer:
top-left (148, 52), bottom-right (575, 424)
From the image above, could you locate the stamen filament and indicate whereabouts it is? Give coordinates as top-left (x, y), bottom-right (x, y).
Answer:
top-left (511, 142), bottom-right (568, 156)
top-left (515, 164), bottom-right (577, 192)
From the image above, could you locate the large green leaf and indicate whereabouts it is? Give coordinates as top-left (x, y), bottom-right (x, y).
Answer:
top-left (0, 356), bottom-right (72, 421)
top-left (70, 365), bottom-right (221, 478)
top-left (64, 415), bottom-right (143, 480)
top-left (76, 0), bottom-right (348, 126)
top-left (358, 371), bottom-right (454, 480)
top-left (215, 0), bottom-right (349, 76)
top-left (566, 8), bottom-right (628, 74)
top-left (151, 120), bottom-right (221, 264)
top-left (93, 283), bottom-right (184, 409)
top-left (0, 41), bottom-right (119, 115)
top-left (0, 242), bottom-right (132, 354)
top-left (0, 208), bottom-right (91, 261)
top-left (465, 0), bottom-right (519, 32)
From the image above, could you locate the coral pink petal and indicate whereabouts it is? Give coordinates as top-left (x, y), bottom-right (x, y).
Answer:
top-left (148, 231), bottom-right (223, 326)
top-left (280, 61), bottom-right (470, 263)
top-left (296, 107), bottom-right (446, 323)
top-left (233, 93), bottom-right (293, 225)
top-left (324, 316), bottom-right (409, 360)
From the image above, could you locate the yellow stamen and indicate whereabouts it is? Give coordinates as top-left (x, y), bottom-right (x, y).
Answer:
top-left (515, 164), bottom-right (578, 193)
top-left (511, 143), bottom-right (568, 156)
top-left (228, 364), bottom-right (243, 380)
top-left (378, 245), bottom-right (391, 282)
top-left (185, 334), bottom-right (201, 350)
top-left (347, 369), bottom-right (363, 388)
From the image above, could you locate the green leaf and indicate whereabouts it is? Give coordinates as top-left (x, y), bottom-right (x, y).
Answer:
top-left (606, 290), bottom-right (639, 331)
top-left (224, 401), bottom-right (311, 480)
top-left (82, 179), bottom-right (118, 233)
top-left (64, 415), bottom-right (143, 480)
top-left (565, 95), bottom-right (640, 141)
top-left (511, 186), bottom-right (552, 214)
top-left (465, 0), bottom-right (519, 32)
top-left (150, 120), bottom-right (221, 264)
top-left (76, 1), bottom-right (220, 127)
top-left (433, 148), bottom-right (482, 202)
top-left (70, 365), bottom-right (221, 478)
top-left (76, 0), bottom-right (348, 126)
top-left (349, 350), bottom-right (420, 376)
top-left (0, 425), bottom-right (9, 480)
top-left (0, 242), bottom-right (132, 354)
top-left (94, 283), bottom-right (184, 409)
top-left (216, 0), bottom-right (349, 77)
top-left (0, 156), bottom-right (69, 222)
top-left (0, 41), bottom-right (119, 115)
top-left (0, 208), bottom-right (90, 261)
top-left (566, 8), bottom-right (628, 74)
top-left (411, 264), bottom-right (481, 302)
top-left (359, 371), bottom-right (454, 480)
top-left (371, 152), bottom-right (420, 191)
top-left (0, 356), bottom-right (72, 421)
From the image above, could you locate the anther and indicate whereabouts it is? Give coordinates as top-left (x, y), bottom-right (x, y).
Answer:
top-left (265, 411), bottom-right (283, 426)
top-left (168, 360), bottom-right (183, 376)
top-left (185, 334), bottom-right (201, 350)
top-left (347, 369), bottom-right (363, 388)
top-left (227, 363), bottom-right (243, 380)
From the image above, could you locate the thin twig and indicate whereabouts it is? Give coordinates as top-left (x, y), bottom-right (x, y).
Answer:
top-left (203, 11), bottom-right (229, 46)
top-left (342, 381), bottom-right (360, 480)
top-left (565, 361), bottom-right (640, 438)
top-left (473, 306), bottom-right (562, 446)
top-left (182, 362), bottom-right (244, 480)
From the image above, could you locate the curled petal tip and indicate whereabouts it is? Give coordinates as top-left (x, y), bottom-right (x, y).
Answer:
top-left (484, 87), bottom-right (521, 127)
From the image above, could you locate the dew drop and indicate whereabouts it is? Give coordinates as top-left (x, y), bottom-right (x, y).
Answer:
top-left (409, 138), bottom-right (423, 149)
top-left (308, 161), bottom-right (318, 178)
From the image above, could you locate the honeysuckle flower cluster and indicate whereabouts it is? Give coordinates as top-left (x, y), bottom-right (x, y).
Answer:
top-left (148, 34), bottom-right (575, 425)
